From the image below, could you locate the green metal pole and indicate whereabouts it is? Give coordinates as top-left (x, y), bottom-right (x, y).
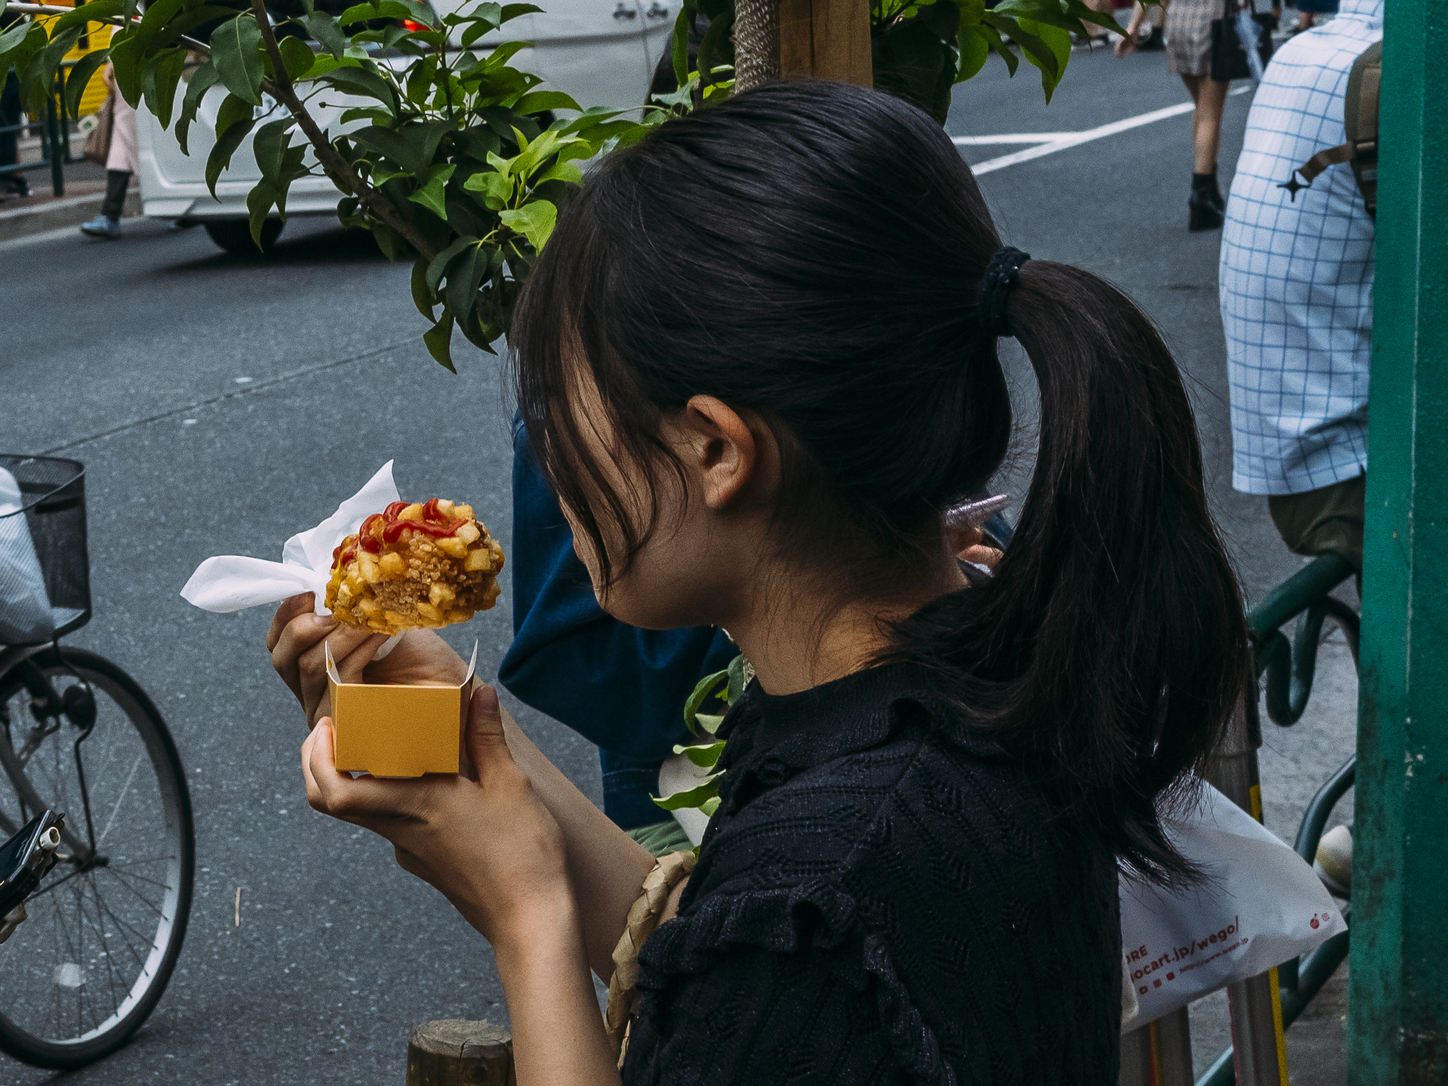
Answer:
top-left (1348, 0), bottom-right (1448, 1079)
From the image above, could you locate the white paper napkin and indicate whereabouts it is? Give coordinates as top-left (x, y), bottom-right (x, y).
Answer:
top-left (181, 461), bottom-right (400, 617)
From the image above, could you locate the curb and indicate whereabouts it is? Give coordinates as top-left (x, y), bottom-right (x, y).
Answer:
top-left (0, 188), bottom-right (142, 243)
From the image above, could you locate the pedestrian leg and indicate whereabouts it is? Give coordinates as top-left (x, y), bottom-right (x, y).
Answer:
top-left (1182, 73), bottom-right (1229, 230)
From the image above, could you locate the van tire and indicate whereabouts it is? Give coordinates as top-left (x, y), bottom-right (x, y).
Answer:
top-left (204, 218), bottom-right (284, 254)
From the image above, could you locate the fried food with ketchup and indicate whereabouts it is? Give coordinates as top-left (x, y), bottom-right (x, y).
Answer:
top-left (325, 499), bottom-right (504, 635)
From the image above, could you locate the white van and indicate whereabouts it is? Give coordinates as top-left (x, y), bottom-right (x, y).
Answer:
top-left (136, 0), bottom-right (673, 252)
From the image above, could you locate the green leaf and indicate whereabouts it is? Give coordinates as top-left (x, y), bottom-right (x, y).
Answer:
top-left (683, 667), bottom-right (731, 735)
top-left (957, 24), bottom-right (991, 81)
top-left (21, 24), bottom-right (83, 109)
top-left (531, 160), bottom-right (583, 186)
top-left (247, 181), bottom-right (281, 248)
top-left (725, 651), bottom-right (748, 704)
top-left (444, 240), bottom-right (491, 323)
top-left (423, 311), bottom-right (457, 372)
top-left (0, 19), bottom-right (36, 73)
top-left (499, 2), bottom-right (544, 19)
top-left (410, 256), bottom-right (437, 320)
top-left (696, 9), bottom-right (734, 84)
top-left (670, 1), bottom-right (691, 84)
top-left (142, 47), bottom-right (187, 128)
top-left (499, 199), bottom-right (556, 252)
top-left (700, 796), bottom-right (720, 818)
top-left (674, 739), bottom-right (727, 768)
top-left (1011, 16), bottom-right (1071, 100)
top-left (104, 32), bottom-right (146, 107)
top-left (135, 0), bottom-right (186, 46)
top-left (205, 94), bottom-right (257, 194)
top-left (64, 50), bottom-right (111, 119)
top-left (251, 117), bottom-right (296, 184)
top-left (513, 89), bottom-right (579, 115)
top-left (462, 167), bottom-right (512, 209)
top-left (304, 11), bottom-right (347, 58)
top-left (175, 61), bottom-right (221, 155)
top-left (211, 12), bottom-right (265, 105)
top-left (338, 0), bottom-right (435, 28)
top-left (992, 0), bottom-right (1121, 35)
top-left (278, 35), bottom-right (317, 81)
top-left (652, 777), bottom-right (720, 811)
top-left (51, 0), bottom-right (125, 34)
top-left (318, 66), bottom-right (398, 113)
top-left (976, 19), bottom-right (1019, 76)
top-left (406, 161), bottom-right (457, 219)
top-left (426, 234), bottom-right (477, 292)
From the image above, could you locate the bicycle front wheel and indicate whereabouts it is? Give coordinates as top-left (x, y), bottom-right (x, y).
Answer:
top-left (0, 647), bottom-right (194, 1069)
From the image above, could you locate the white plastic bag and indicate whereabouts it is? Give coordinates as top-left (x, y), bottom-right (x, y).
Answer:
top-left (0, 467), bottom-right (54, 645)
top-left (1119, 783), bottom-right (1346, 1031)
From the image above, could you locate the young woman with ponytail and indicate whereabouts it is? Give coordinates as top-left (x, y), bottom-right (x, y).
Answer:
top-left (269, 80), bottom-right (1250, 1084)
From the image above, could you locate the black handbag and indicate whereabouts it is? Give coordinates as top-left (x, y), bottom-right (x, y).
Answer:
top-left (1210, 0), bottom-right (1276, 82)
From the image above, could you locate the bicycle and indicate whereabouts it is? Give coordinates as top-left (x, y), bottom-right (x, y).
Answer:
top-left (0, 454), bottom-right (195, 1070)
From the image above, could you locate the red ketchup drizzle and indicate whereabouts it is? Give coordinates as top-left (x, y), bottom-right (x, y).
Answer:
top-left (331, 502), bottom-right (471, 570)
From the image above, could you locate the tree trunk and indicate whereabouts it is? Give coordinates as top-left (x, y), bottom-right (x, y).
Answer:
top-left (732, 0), bottom-right (871, 92)
top-left (405, 1020), bottom-right (515, 1086)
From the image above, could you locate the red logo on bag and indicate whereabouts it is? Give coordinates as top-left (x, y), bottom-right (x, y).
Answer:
top-left (1311, 917), bottom-right (1320, 929)
top-left (1153, 979), bottom-right (1161, 988)
top-left (1167, 972), bottom-right (1175, 980)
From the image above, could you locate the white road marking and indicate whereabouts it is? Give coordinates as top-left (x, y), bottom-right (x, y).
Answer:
top-left (958, 84), bottom-right (1254, 175)
top-left (951, 133), bottom-right (1078, 145)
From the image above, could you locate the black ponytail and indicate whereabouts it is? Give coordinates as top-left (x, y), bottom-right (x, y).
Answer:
top-left (512, 79), bottom-right (1250, 879)
top-left (888, 259), bottom-right (1250, 878)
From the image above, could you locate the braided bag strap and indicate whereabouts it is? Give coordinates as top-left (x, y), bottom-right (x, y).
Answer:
top-left (604, 849), bottom-right (698, 1067)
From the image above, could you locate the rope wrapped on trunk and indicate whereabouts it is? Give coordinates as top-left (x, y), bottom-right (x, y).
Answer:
top-left (732, 0), bottom-right (780, 92)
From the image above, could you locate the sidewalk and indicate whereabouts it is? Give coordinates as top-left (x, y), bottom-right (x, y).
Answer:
top-left (0, 137), bottom-right (140, 242)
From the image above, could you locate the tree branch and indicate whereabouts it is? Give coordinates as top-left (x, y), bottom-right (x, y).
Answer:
top-left (248, 0), bottom-right (439, 261)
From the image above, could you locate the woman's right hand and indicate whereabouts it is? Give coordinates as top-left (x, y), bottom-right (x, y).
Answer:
top-left (267, 594), bottom-right (469, 729)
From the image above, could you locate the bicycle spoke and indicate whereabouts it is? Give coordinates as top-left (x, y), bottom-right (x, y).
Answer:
top-left (99, 866), bottom-right (171, 891)
top-left (96, 752), bottom-right (146, 848)
top-left (100, 866), bottom-right (163, 915)
top-left (89, 890), bottom-right (156, 966)
top-left (86, 877), bottom-right (123, 1022)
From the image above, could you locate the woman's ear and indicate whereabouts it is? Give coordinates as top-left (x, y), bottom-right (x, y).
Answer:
top-left (678, 395), bottom-right (767, 510)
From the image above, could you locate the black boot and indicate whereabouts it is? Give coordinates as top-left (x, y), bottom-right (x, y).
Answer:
top-left (1189, 172), bottom-right (1224, 232)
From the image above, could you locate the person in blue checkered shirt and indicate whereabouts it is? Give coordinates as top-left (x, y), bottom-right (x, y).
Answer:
top-left (1219, 0), bottom-right (1382, 575)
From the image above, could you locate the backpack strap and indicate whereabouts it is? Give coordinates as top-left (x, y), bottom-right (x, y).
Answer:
top-left (1278, 40), bottom-right (1382, 214)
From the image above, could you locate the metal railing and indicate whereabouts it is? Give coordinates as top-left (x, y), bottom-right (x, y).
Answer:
top-left (2, 66), bottom-right (80, 198)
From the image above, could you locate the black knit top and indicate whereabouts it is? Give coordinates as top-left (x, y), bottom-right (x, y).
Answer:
top-left (621, 663), bottom-right (1122, 1085)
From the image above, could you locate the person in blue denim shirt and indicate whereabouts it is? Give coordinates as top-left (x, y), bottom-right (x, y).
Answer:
top-left (497, 414), bottom-right (736, 844)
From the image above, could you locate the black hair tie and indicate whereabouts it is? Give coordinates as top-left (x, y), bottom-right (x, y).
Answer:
top-left (977, 246), bottom-right (1031, 338)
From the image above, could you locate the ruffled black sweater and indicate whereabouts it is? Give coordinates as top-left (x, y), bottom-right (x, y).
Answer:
top-left (621, 663), bottom-right (1122, 1085)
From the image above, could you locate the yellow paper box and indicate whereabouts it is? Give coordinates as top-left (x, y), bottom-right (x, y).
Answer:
top-left (325, 642), bottom-right (477, 778)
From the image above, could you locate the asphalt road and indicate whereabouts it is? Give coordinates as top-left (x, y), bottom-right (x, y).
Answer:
top-left (0, 40), bottom-right (1355, 1086)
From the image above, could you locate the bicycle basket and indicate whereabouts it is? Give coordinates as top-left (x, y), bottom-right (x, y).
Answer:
top-left (0, 455), bottom-right (90, 644)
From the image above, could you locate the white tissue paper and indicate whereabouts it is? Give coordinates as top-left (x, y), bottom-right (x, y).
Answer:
top-left (0, 467), bottom-right (55, 645)
top-left (181, 461), bottom-right (400, 618)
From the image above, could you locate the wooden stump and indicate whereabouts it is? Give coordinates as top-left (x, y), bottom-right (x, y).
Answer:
top-left (405, 1020), bottom-right (515, 1086)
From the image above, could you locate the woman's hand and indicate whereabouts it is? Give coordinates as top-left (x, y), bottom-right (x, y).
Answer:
top-left (301, 683), bottom-right (573, 944)
top-left (1116, 2), bottom-right (1147, 56)
top-left (267, 594), bottom-right (469, 729)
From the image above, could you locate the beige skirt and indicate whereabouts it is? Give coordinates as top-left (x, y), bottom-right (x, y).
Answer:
top-left (1165, 0), bottom-right (1227, 76)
